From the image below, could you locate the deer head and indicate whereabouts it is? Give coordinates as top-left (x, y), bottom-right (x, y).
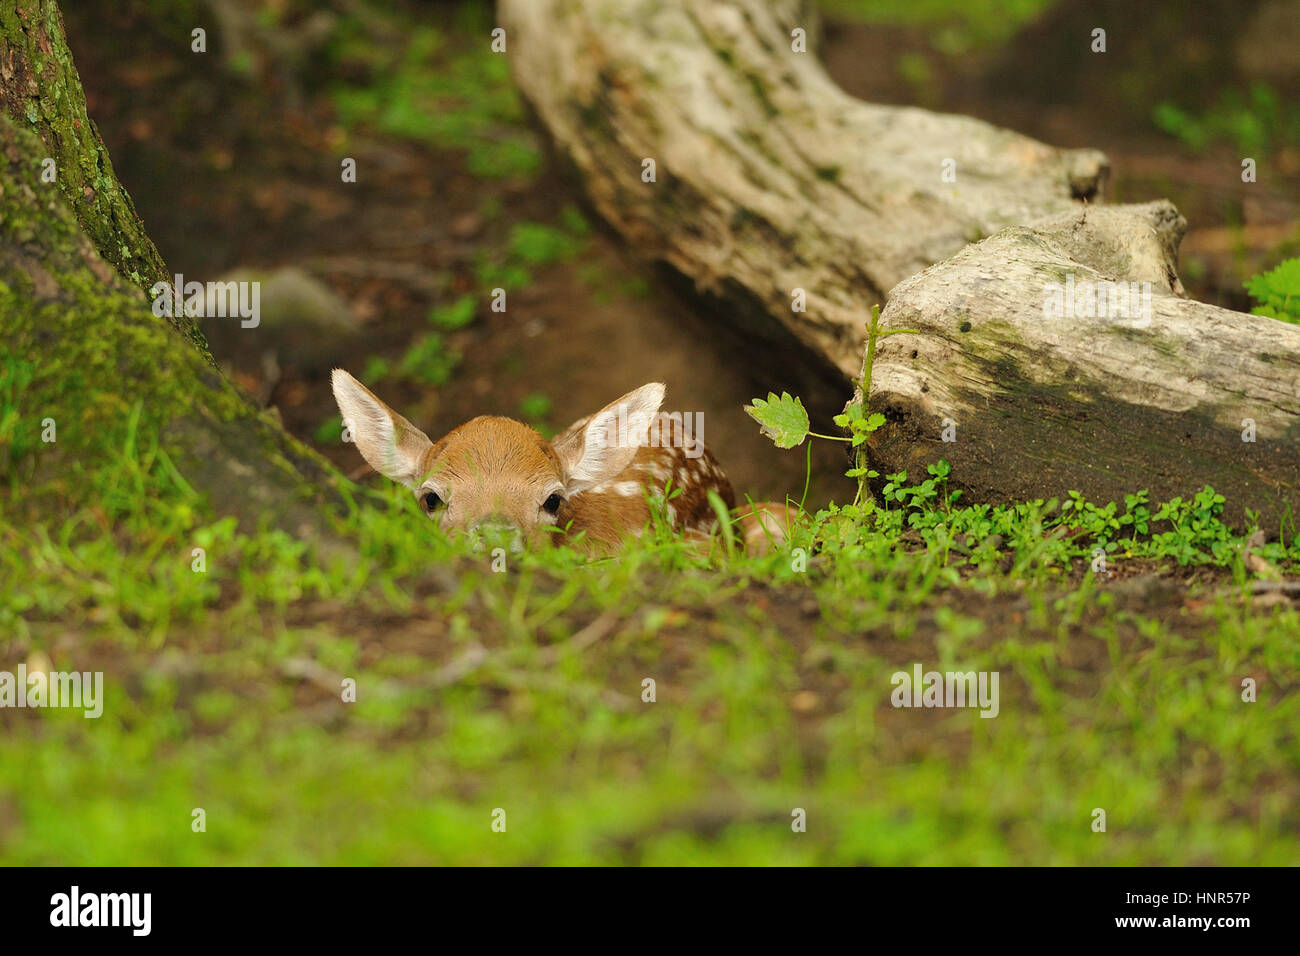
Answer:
top-left (331, 369), bottom-right (672, 551)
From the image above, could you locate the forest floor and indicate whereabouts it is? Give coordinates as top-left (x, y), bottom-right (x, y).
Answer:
top-left (1, 0), bottom-right (1296, 864)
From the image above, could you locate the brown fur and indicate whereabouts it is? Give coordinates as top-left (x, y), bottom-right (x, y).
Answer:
top-left (555, 443), bottom-right (737, 550)
top-left (331, 369), bottom-right (788, 554)
top-left (419, 416), bottom-right (566, 544)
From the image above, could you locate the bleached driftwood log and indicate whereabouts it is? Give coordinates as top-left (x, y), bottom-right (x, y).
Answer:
top-left (500, 0), bottom-right (1300, 523)
top-left (860, 201), bottom-right (1300, 525)
top-left (499, 0), bottom-right (1108, 376)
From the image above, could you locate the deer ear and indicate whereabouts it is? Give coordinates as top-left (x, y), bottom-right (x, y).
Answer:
top-left (554, 382), bottom-right (665, 494)
top-left (331, 369), bottom-right (433, 488)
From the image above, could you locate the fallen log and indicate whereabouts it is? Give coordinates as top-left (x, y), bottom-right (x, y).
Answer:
top-left (501, 0), bottom-right (1299, 525)
top-left (860, 201), bottom-right (1300, 527)
top-left (499, 0), bottom-right (1108, 377)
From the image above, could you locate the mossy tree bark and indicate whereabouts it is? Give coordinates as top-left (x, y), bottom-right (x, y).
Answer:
top-left (0, 0), bottom-right (208, 355)
top-left (0, 3), bottom-right (342, 535)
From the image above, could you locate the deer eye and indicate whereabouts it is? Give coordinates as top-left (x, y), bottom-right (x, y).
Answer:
top-left (422, 491), bottom-right (444, 513)
top-left (542, 493), bottom-right (563, 515)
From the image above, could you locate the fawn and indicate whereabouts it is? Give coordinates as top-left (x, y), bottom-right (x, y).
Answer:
top-left (331, 369), bottom-right (790, 554)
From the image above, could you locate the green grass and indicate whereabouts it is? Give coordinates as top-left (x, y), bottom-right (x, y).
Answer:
top-left (518, 392), bottom-right (554, 432)
top-left (472, 212), bottom-right (592, 294)
top-left (396, 332), bottom-right (460, 386)
top-left (429, 294), bottom-right (478, 331)
top-left (327, 3), bottom-right (540, 181)
top-left (4, 0), bottom-right (1297, 865)
top-left (380, 209), bottom-right (593, 390)
top-left (819, 0), bottom-right (1056, 51)
top-left (319, 0), bottom-right (615, 400)
top-left (1154, 83), bottom-right (1300, 158)
top-left (3, 411), bottom-right (1298, 864)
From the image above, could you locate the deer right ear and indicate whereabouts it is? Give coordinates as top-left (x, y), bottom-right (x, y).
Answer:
top-left (331, 369), bottom-right (434, 488)
top-left (554, 382), bottom-right (666, 494)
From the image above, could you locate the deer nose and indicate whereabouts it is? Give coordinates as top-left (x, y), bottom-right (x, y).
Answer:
top-left (467, 517), bottom-right (524, 554)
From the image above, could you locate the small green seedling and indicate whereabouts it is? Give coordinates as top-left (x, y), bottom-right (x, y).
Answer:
top-left (746, 304), bottom-right (917, 506)
top-left (1245, 256), bottom-right (1300, 325)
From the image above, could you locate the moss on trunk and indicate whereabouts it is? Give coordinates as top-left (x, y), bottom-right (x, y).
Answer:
top-left (0, 112), bottom-right (343, 534)
top-left (0, 0), bottom-right (209, 357)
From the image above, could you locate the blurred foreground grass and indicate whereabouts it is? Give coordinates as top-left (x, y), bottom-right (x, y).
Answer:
top-left (2, 400), bottom-right (1297, 864)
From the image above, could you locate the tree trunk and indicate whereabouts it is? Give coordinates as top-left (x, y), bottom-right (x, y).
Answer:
top-left (0, 1), bottom-right (340, 535)
top-left (0, 0), bottom-right (208, 355)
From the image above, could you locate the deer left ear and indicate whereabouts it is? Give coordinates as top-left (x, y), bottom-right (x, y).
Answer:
top-left (554, 382), bottom-right (665, 494)
top-left (331, 368), bottom-right (434, 487)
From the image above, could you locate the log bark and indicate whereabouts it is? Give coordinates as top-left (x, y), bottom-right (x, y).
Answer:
top-left (502, 0), bottom-right (1300, 525)
top-left (860, 201), bottom-right (1300, 526)
top-left (499, 0), bottom-right (1109, 378)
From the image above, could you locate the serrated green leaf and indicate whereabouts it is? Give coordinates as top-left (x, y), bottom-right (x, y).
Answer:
top-left (1245, 257), bottom-right (1300, 323)
top-left (744, 391), bottom-right (810, 448)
